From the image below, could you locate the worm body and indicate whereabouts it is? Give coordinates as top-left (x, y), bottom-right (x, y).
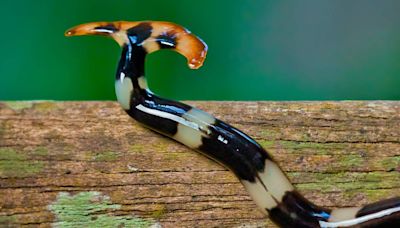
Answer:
top-left (66, 21), bottom-right (400, 227)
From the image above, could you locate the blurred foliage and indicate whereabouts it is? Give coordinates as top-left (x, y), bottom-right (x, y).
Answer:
top-left (0, 0), bottom-right (399, 101)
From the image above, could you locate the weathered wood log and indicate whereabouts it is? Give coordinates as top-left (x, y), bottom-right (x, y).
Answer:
top-left (0, 101), bottom-right (399, 227)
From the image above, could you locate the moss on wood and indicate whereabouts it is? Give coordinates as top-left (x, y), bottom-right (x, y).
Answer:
top-left (48, 191), bottom-right (159, 228)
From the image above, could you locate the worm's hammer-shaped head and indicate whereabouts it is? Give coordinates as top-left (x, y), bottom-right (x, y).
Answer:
top-left (65, 21), bottom-right (207, 69)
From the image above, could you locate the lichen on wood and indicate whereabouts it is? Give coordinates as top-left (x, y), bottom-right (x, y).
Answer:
top-left (0, 101), bottom-right (398, 227)
top-left (48, 191), bottom-right (159, 228)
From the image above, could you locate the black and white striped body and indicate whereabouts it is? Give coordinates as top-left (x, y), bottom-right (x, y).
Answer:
top-left (66, 21), bottom-right (400, 227)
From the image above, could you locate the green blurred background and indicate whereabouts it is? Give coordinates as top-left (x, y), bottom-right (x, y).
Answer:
top-left (1, 0), bottom-right (399, 101)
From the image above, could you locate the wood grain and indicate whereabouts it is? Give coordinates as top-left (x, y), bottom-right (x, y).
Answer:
top-left (0, 101), bottom-right (399, 227)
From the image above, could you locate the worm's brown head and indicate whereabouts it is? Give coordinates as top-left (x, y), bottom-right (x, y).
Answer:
top-left (65, 21), bottom-right (207, 69)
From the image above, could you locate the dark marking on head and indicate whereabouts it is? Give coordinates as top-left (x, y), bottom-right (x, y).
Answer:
top-left (94, 24), bottom-right (118, 33)
top-left (126, 22), bottom-right (153, 45)
top-left (156, 32), bottom-right (177, 49)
